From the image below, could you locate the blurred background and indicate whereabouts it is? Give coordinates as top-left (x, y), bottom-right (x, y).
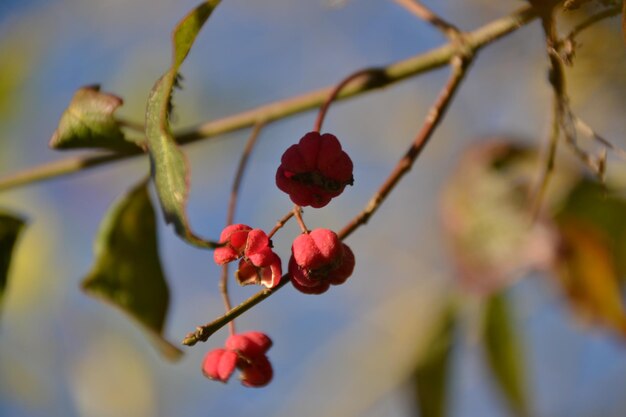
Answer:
top-left (1, 0), bottom-right (626, 416)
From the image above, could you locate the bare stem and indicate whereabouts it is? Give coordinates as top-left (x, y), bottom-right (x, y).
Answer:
top-left (219, 264), bottom-right (235, 335)
top-left (293, 205), bottom-right (309, 234)
top-left (0, 5), bottom-right (537, 193)
top-left (561, 5), bottom-right (622, 45)
top-left (313, 68), bottom-right (383, 133)
top-left (219, 123), bottom-right (265, 335)
top-left (340, 55), bottom-right (471, 240)
top-left (268, 211), bottom-right (295, 239)
top-left (183, 277), bottom-right (291, 346)
top-left (531, 94), bottom-right (561, 219)
top-left (393, 0), bottom-right (460, 40)
top-left (226, 123), bottom-right (264, 225)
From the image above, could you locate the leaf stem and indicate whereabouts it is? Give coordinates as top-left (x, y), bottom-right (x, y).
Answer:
top-left (219, 123), bottom-right (265, 335)
top-left (313, 68), bottom-right (382, 133)
top-left (268, 211), bottom-right (295, 239)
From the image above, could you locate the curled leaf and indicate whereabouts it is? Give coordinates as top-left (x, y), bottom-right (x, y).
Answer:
top-left (50, 85), bottom-right (141, 152)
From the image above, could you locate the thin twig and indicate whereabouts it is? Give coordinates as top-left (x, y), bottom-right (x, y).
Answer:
top-left (219, 123), bottom-right (265, 335)
top-left (226, 123), bottom-right (265, 225)
top-left (116, 117), bottom-right (145, 132)
top-left (531, 94), bottom-right (561, 219)
top-left (268, 211), bottom-right (295, 239)
top-left (393, 0), bottom-right (460, 40)
top-left (562, 5), bottom-right (622, 43)
top-left (573, 115), bottom-right (626, 160)
top-left (183, 277), bottom-right (291, 346)
top-left (313, 68), bottom-right (383, 133)
top-left (183, 52), bottom-right (474, 347)
top-left (340, 55), bottom-right (472, 240)
top-left (218, 264), bottom-right (235, 335)
top-left (293, 205), bottom-right (309, 234)
top-left (0, 6), bottom-right (537, 192)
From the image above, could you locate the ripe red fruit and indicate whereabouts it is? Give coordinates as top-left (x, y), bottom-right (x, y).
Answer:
top-left (289, 229), bottom-right (355, 294)
top-left (276, 131), bottom-right (353, 208)
top-left (214, 224), bottom-right (282, 288)
top-left (202, 332), bottom-right (274, 387)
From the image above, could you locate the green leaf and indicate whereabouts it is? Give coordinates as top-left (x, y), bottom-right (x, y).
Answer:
top-left (483, 292), bottom-right (528, 417)
top-left (82, 180), bottom-right (182, 361)
top-left (145, 1), bottom-right (221, 249)
top-left (50, 85), bottom-right (141, 152)
top-left (412, 303), bottom-right (456, 417)
top-left (0, 212), bottom-right (26, 316)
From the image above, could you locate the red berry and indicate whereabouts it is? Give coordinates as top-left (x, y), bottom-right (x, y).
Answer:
top-left (203, 331), bottom-right (274, 387)
top-left (214, 225), bottom-right (283, 288)
top-left (288, 229), bottom-right (355, 294)
top-left (276, 132), bottom-right (353, 208)
top-left (214, 224), bottom-right (252, 265)
top-left (202, 348), bottom-right (238, 383)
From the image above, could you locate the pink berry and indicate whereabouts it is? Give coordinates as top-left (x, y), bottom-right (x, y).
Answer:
top-left (288, 229), bottom-right (355, 294)
top-left (276, 132), bottom-right (353, 208)
top-left (213, 225), bottom-right (283, 288)
top-left (202, 331), bottom-right (274, 387)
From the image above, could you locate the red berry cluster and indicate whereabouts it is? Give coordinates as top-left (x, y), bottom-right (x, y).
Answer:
top-left (203, 131), bottom-right (356, 387)
top-left (202, 331), bottom-right (273, 387)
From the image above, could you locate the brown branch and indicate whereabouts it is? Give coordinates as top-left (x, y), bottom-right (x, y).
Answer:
top-left (293, 205), bottom-right (309, 234)
top-left (0, 5), bottom-right (537, 192)
top-left (268, 211), bottom-right (295, 239)
top-left (393, 0), bottom-right (460, 40)
top-left (314, 68), bottom-right (383, 133)
top-left (339, 54), bottom-right (471, 240)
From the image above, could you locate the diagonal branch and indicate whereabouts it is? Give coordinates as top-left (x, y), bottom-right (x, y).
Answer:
top-left (0, 5), bottom-right (537, 192)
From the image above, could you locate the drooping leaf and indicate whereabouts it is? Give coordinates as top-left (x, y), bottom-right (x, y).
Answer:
top-left (411, 303), bottom-right (456, 417)
top-left (50, 85), bottom-right (141, 152)
top-left (0, 212), bottom-right (26, 316)
top-left (82, 180), bottom-right (182, 360)
top-left (145, 1), bottom-right (220, 249)
top-left (483, 292), bottom-right (528, 417)
top-left (552, 217), bottom-right (626, 336)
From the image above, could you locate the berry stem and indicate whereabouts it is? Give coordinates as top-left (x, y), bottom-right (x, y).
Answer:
top-left (220, 122), bottom-right (265, 335)
top-left (293, 205), bottom-right (309, 234)
top-left (313, 68), bottom-right (382, 133)
top-left (268, 211), bottom-right (295, 239)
